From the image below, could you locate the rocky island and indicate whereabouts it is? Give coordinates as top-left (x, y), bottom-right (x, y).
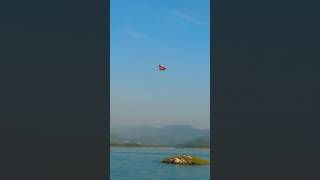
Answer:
top-left (161, 155), bottom-right (210, 165)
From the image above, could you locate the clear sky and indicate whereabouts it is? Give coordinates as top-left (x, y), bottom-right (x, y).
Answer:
top-left (110, 0), bottom-right (210, 129)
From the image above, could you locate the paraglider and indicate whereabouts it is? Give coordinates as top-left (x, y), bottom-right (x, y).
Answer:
top-left (158, 64), bottom-right (166, 71)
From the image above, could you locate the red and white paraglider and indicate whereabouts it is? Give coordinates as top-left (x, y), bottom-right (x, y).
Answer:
top-left (158, 64), bottom-right (166, 71)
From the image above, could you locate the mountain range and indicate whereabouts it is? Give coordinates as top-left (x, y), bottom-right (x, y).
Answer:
top-left (110, 125), bottom-right (210, 148)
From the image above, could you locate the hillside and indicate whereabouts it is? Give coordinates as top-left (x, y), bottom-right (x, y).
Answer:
top-left (110, 125), bottom-right (210, 148)
top-left (176, 137), bottom-right (210, 148)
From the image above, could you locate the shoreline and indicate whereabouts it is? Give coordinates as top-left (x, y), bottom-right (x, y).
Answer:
top-left (110, 145), bottom-right (210, 150)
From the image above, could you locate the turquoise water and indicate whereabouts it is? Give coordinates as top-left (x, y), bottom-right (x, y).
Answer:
top-left (110, 147), bottom-right (210, 180)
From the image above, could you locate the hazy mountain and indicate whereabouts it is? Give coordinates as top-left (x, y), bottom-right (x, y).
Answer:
top-left (110, 125), bottom-right (210, 148)
top-left (110, 133), bottom-right (127, 144)
top-left (176, 136), bottom-right (210, 148)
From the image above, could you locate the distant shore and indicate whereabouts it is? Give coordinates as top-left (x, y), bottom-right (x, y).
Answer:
top-left (110, 144), bottom-right (210, 150)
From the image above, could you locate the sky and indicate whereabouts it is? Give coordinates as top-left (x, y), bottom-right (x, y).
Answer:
top-left (110, 0), bottom-right (210, 129)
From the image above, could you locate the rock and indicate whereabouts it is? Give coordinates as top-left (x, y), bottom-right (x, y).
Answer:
top-left (184, 155), bottom-right (193, 160)
top-left (173, 158), bottom-right (181, 163)
top-left (161, 155), bottom-right (209, 165)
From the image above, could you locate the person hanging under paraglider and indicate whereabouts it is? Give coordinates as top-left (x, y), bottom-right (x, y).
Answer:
top-left (158, 64), bottom-right (166, 71)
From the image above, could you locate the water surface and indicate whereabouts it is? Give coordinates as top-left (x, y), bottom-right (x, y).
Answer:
top-left (110, 147), bottom-right (210, 180)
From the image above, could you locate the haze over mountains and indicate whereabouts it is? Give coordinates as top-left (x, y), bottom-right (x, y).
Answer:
top-left (110, 125), bottom-right (210, 148)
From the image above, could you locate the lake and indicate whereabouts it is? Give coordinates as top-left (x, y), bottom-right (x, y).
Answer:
top-left (110, 147), bottom-right (210, 180)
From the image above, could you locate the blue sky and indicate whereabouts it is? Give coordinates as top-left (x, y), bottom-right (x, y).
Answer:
top-left (110, 0), bottom-right (210, 129)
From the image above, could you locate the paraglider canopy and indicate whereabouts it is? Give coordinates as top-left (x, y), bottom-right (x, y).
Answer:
top-left (158, 64), bottom-right (166, 71)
